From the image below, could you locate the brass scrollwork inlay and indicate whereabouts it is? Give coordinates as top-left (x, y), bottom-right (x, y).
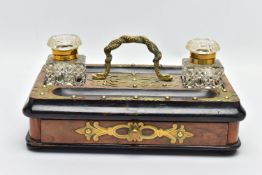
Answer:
top-left (90, 73), bottom-right (180, 89)
top-left (75, 122), bottom-right (193, 144)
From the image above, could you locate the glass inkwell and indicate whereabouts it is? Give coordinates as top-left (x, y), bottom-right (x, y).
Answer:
top-left (181, 38), bottom-right (224, 89)
top-left (44, 34), bottom-right (86, 86)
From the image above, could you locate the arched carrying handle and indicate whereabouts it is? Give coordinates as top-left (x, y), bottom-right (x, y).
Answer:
top-left (92, 35), bottom-right (173, 81)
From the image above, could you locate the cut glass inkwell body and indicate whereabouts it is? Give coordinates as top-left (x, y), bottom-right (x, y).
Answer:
top-left (181, 38), bottom-right (224, 89)
top-left (44, 34), bottom-right (86, 86)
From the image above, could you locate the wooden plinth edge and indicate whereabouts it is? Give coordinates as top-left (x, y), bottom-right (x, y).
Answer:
top-left (29, 118), bottom-right (41, 141)
top-left (227, 122), bottom-right (239, 144)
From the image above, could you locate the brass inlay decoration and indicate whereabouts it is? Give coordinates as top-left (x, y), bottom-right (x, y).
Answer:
top-left (75, 122), bottom-right (194, 144)
top-left (165, 96), bottom-right (170, 101)
top-left (30, 68), bottom-right (239, 102)
top-left (192, 97), bottom-right (198, 100)
top-left (90, 73), bottom-right (179, 88)
top-left (92, 35), bottom-right (173, 81)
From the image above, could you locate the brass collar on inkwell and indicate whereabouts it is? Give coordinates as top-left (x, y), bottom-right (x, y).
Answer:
top-left (186, 38), bottom-right (220, 65)
top-left (47, 34), bottom-right (82, 61)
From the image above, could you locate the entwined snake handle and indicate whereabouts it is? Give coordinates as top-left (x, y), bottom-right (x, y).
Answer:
top-left (92, 35), bottom-right (173, 81)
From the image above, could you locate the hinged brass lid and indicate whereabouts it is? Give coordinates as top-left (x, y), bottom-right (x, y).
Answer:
top-left (47, 34), bottom-right (82, 61)
top-left (186, 38), bottom-right (220, 65)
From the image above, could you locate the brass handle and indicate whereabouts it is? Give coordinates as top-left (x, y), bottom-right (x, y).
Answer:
top-left (92, 35), bottom-right (173, 81)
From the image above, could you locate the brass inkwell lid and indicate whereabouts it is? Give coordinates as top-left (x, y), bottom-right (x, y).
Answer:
top-left (186, 38), bottom-right (220, 65)
top-left (47, 34), bottom-right (82, 61)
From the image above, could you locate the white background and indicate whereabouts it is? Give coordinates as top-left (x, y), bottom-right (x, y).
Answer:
top-left (0, 0), bottom-right (261, 174)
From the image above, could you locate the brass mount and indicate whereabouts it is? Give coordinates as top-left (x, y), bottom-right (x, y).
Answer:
top-left (52, 49), bottom-right (78, 61)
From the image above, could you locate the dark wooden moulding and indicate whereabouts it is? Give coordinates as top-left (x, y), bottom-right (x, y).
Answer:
top-left (23, 65), bottom-right (246, 153)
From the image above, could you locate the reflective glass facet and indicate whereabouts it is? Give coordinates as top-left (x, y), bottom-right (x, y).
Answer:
top-left (181, 58), bottom-right (224, 89)
top-left (44, 55), bottom-right (86, 86)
